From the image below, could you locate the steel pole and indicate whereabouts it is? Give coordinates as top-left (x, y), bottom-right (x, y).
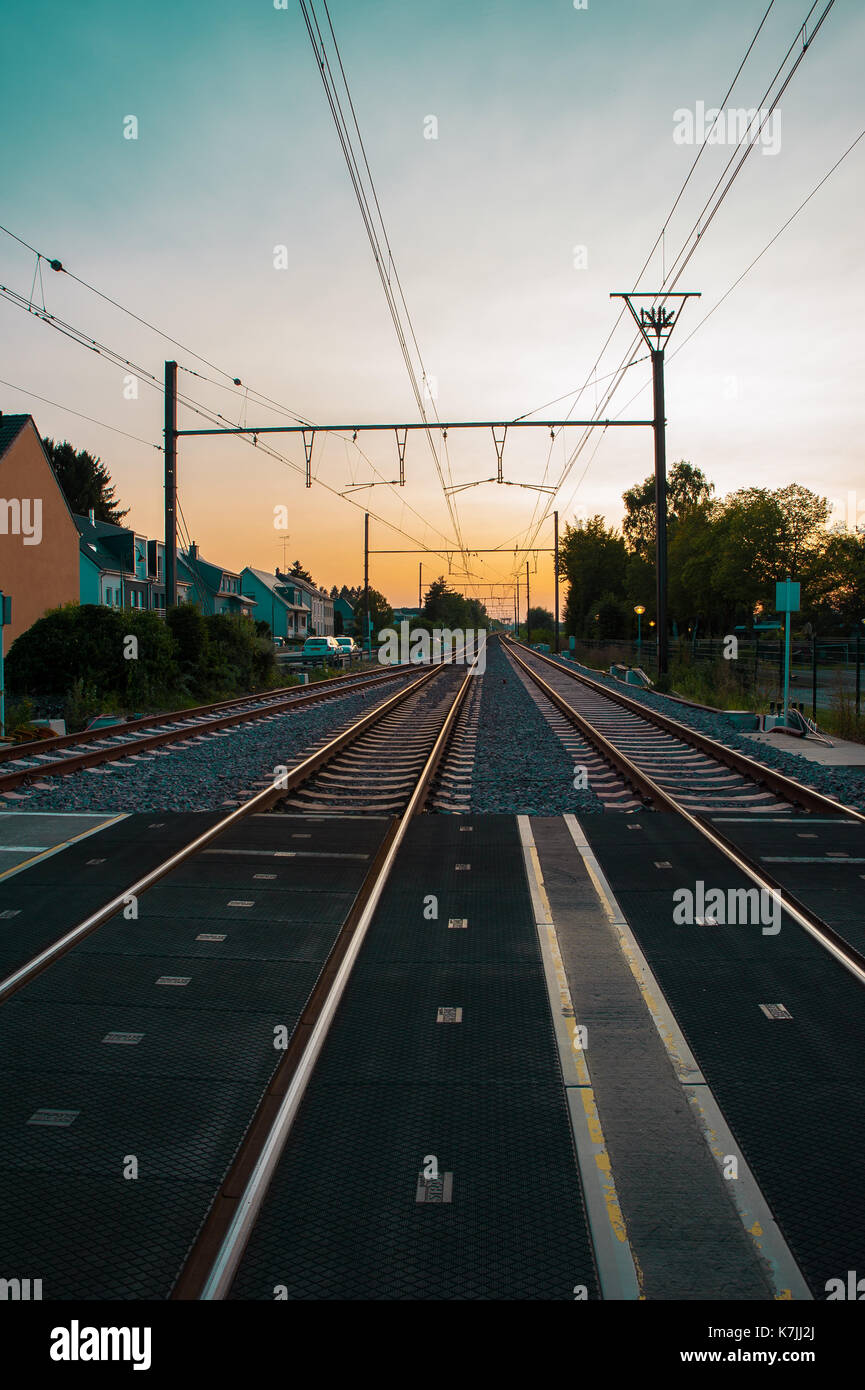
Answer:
top-left (783, 609), bottom-right (792, 725)
top-left (526, 561), bottom-right (531, 646)
top-left (857, 633), bottom-right (862, 719)
top-left (651, 349), bottom-right (668, 676)
top-left (164, 361), bottom-right (178, 609)
top-left (554, 510), bottom-right (560, 654)
top-left (0, 604), bottom-right (5, 739)
top-left (364, 513), bottom-right (370, 657)
top-left (812, 635), bottom-right (817, 720)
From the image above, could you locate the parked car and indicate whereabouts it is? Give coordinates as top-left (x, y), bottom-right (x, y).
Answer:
top-left (335, 637), bottom-right (359, 655)
top-left (302, 636), bottom-right (344, 662)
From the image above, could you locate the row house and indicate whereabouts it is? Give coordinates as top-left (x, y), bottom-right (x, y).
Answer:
top-left (273, 570), bottom-right (334, 635)
top-left (178, 543), bottom-right (255, 619)
top-left (77, 513), bottom-right (194, 611)
top-left (240, 568), bottom-right (309, 640)
top-left (0, 414), bottom-right (80, 645)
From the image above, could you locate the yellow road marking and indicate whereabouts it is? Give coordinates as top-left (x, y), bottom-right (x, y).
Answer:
top-left (0, 815), bottom-right (125, 883)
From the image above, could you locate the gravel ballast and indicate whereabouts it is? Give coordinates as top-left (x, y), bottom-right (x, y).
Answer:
top-left (471, 640), bottom-right (605, 814)
top-left (552, 654), bottom-right (865, 813)
top-left (0, 673), bottom-right (419, 815)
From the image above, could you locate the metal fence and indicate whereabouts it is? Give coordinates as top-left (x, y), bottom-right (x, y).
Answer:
top-left (560, 636), bottom-right (864, 719)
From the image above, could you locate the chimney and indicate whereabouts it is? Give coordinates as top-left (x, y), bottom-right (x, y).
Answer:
top-left (189, 541), bottom-right (198, 561)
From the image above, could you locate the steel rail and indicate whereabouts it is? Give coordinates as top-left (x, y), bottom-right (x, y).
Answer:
top-left (0, 661), bottom-right (446, 1004)
top-left (191, 654), bottom-right (480, 1300)
top-left (506, 638), bottom-right (865, 825)
top-left (0, 660), bottom-right (394, 766)
top-left (0, 665), bottom-right (411, 793)
top-left (505, 642), bottom-right (865, 991)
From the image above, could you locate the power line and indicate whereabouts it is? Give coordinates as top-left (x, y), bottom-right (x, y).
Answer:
top-left (0, 276), bottom-right (473, 569)
top-left (297, 0), bottom-right (470, 568)
top-left (508, 0), bottom-right (837, 572)
top-left (0, 221), bottom-right (243, 386)
top-left (0, 376), bottom-right (161, 450)
top-left (600, 121), bottom-right (865, 425)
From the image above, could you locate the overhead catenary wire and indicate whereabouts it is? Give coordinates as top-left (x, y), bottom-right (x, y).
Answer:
top-left (507, 0), bottom-right (837, 572)
top-left (0, 278), bottom-right (474, 574)
top-left (510, 0), bottom-right (794, 560)
top-left (0, 376), bottom-right (161, 450)
top-left (296, 0), bottom-right (472, 572)
top-left (590, 120), bottom-right (865, 433)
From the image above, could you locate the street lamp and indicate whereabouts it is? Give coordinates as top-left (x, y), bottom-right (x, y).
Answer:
top-left (634, 605), bottom-right (645, 658)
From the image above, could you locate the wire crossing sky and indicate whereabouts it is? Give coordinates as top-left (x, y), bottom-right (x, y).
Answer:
top-left (0, 0), bottom-right (862, 611)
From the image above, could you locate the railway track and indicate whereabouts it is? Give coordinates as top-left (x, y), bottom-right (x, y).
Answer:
top-left (504, 637), bottom-right (865, 988)
top-left (0, 650), bottom-right (480, 1299)
top-left (0, 662), bottom-right (411, 797)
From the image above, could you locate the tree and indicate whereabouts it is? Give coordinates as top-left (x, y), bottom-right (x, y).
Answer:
top-left (805, 532), bottom-right (865, 628)
top-left (7, 603), bottom-right (178, 701)
top-left (353, 588), bottom-right (393, 640)
top-left (419, 576), bottom-right (489, 630)
top-left (622, 460), bottom-right (713, 557)
top-left (288, 560), bottom-right (313, 582)
top-left (527, 606), bottom-right (554, 631)
top-left (44, 439), bottom-right (128, 524)
top-left (559, 516), bottom-right (627, 634)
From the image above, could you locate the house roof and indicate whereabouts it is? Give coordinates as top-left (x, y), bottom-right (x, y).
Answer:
top-left (2, 419), bottom-right (100, 537)
top-left (180, 553), bottom-right (255, 607)
top-left (275, 571), bottom-right (332, 601)
top-left (73, 512), bottom-right (133, 573)
top-left (242, 567), bottom-right (308, 612)
top-left (0, 413), bottom-right (31, 459)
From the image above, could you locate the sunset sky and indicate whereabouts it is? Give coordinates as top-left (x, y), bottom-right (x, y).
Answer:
top-left (1, 0), bottom-right (862, 619)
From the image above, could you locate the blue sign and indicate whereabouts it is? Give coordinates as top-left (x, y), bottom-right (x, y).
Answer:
top-left (0, 594), bottom-right (10, 627)
top-left (775, 580), bottom-right (800, 613)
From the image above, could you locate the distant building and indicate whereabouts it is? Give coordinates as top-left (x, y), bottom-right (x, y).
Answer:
top-left (178, 543), bottom-right (256, 619)
top-left (393, 606), bottom-right (421, 621)
top-left (274, 571), bottom-right (334, 635)
top-left (332, 595), bottom-right (356, 636)
top-left (241, 568), bottom-right (309, 639)
top-left (0, 414), bottom-right (80, 644)
top-left (76, 512), bottom-right (193, 612)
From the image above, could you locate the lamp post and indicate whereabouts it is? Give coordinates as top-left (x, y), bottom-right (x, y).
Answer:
top-left (611, 293), bottom-right (700, 676)
top-left (634, 605), bottom-right (645, 659)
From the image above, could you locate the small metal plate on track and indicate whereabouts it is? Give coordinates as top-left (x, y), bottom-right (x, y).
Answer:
top-left (455, 863), bottom-right (471, 871)
top-left (759, 1003), bottom-right (793, 1020)
top-left (228, 900), bottom-right (254, 907)
top-left (436, 1007), bottom-right (463, 1023)
top-left (156, 975), bottom-right (191, 986)
top-left (102, 1032), bottom-right (144, 1045)
top-left (196, 933), bottom-right (226, 942)
top-left (447, 918), bottom-right (468, 930)
top-left (28, 1109), bottom-right (79, 1126)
